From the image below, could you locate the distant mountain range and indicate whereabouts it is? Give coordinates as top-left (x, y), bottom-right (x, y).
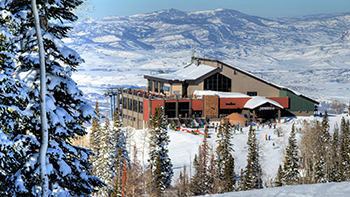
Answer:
top-left (66, 8), bottom-right (350, 108)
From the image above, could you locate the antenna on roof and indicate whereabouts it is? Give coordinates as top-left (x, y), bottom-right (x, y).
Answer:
top-left (203, 52), bottom-right (206, 59)
top-left (191, 46), bottom-right (195, 59)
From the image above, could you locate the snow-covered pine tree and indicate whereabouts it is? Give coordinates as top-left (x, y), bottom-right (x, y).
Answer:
top-left (95, 116), bottom-right (113, 196)
top-left (339, 120), bottom-right (350, 181)
top-left (216, 119), bottom-right (235, 192)
top-left (5, 0), bottom-right (104, 195)
top-left (149, 105), bottom-right (173, 194)
top-left (243, 125), bottom-right (263, 190)
top-left (274, 165), bottom-right (284, 187)
top-left (0, 6), bottom-right (31, 195)
top-left (329, 123), bottom-right (341, 182)
top-left (282, 124), bottom-right (300, 185)
top-left (90, 101), bottom-right (102, 159)
top-left (110, 109), bottom-right (129, 181)
top-left (190, 134), bottom-right (213, 195)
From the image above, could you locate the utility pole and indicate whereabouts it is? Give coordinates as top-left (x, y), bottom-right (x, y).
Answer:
top-left (31, 0), bottom-right (49, 196)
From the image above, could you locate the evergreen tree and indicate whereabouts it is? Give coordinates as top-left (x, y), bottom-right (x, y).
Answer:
top-left (95, 117), bottom-right (113, 196)
top-left (190, 154), bottom-right (203, 196)
top-left (243, 126), bottom-right (263, 190)
top-left (216, 119), bottom-right (235, 192)
top-left (282, 124), bottom-right (300, 185)
top-left (110, 109), bottom-right (129, 178)
top-left (339, 123), bottom-right (350, 181)
top-left (329, 123), bottom-right (341, 182)
top-left (90, 101), bottom-right (102, 180)
top-left (176, 165), bottom-right (190, 197)
top-left (190, 135), bottom-right (212, 195)
top-left (222, 154), bottom-right (235, 192)
top-left (149, 105), bottom-right (173, 194)
top-left (3, 1), bottom-right (104, 195)
top-left (0, 7), bottom-right (30, 195)
top-left (275, 165), bottom-right (284, 187)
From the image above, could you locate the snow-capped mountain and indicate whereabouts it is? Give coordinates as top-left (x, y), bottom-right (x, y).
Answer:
top-left (65, 8), bottom-right (350, 107)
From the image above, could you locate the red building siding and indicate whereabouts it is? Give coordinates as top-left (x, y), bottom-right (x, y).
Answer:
top-left (267, 97), bottom-right (289, 108)
top-left (219, 98), bottom-right (251, 109)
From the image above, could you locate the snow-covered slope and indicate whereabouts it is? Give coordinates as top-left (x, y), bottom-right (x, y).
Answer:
top-left (125, 113), bottom-right (349, 195)
top-left (199, 181), bottom-right (350, 197)
top-left (66, 9), bottom-right (350, 108)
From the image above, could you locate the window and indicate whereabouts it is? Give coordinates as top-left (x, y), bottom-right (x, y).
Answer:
top-left (155, 81), bottom-right (159, 93)
top-left (123, 97), bottom-right (127, 109)
top-left (204, 73), bottom-right (231, 92)
top-left (139, 101), bottom-right (143, 113)
top-left (149, 80), bottom-right (153, 92)
top-left (128, 98), bottom-right (132, 110)
top-left (160, 82), bottom-right (164, 93)
top-left (133, 100), bottom-right (138, 112)
top-left (247, 92), bottom-right (257, 96)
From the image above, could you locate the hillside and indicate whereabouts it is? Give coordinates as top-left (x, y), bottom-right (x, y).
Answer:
top-left (65, 9), bottom-right (350, 109)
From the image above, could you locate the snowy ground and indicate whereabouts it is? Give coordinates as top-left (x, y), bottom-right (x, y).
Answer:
top-left (198, 181), bottom-right (350, 197)
top-left (126, 114), bottom-right (349, 188)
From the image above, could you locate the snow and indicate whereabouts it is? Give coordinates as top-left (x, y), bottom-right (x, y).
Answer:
top-left (199, 181), bottom-right (350, 196)
top-left (244, 96), bottom-right (284, 109)
top-left (193, 90), bottom-right (251, 98)
top-left (127, 113), bottom-right (349, 195)
top-left (145, 63), bottom-right (217, 81)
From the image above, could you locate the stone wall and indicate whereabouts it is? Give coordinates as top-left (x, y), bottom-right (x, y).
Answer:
top-left (203, 95), bottom-right (219, 119)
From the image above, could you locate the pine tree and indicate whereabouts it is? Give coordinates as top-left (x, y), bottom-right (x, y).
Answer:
top-left (329, 123), bottom-right (341, 182)
top-left (216, 119), bottom-right (235, 192)
top-left (222, 154), bottom-right (235, 192)
top-left (149, 105), bottom-right (173, 194)
top-left (190, 134), bottom-right (211, 195)
top-left (243, 126), bottom-right (263, 190)
top-left (3, 1), bottom-right (104, 195)
top-left (110, 109), bottom-right (129, 180)
top-left (176, 165), bottom-right (190, 197)
top-left (282, 124), bottom-right (300, 185)
top-left (275, 165), bottom-right (284, 187)
top-left (0, 7), bottom-right (30, 195)
top-left (190, 154), bottom-right (203, 196)
top-left (90, 101), bottom-right (102, 179)
top-left (95, 117), bottom-right (113, 196)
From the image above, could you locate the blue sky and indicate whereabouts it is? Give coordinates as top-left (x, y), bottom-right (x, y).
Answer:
top-left (89, 0), bottom-right (350, 19)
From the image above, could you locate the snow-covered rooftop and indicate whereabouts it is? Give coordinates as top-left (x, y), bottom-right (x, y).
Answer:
top-left (193, 90), bottom-right (251, 98)
top-left (146, 63), bottom-right (217, 81)
top-left (244, 96), bottom-right (284, 109)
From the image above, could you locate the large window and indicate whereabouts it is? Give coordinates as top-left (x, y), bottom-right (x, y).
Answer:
top-left (133, 100), bottom-right (138, 112)
top-left (155, 81), bottom-right (159, 93)
top-left (148, 80), bottom-right (153, 92)
top-left (123, 97), bottom-right (127, 109)
top-left (204, 73), bottom-right (231, 92)
top-left (139, 101), bottom-right (143, 113)
top-left (128, 98), bottom-right (132, 110)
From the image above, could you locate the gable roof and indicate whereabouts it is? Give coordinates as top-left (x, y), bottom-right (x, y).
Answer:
top-left (144, 63), bottom-right (220, 83)
top-left (193, 57), bottom-right (319, 105)
top-left (244, 96), bottom-right (284, 109)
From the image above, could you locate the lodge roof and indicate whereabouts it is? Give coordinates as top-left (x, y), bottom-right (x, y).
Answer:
top-left (193, 57), bottom-right (319, 105)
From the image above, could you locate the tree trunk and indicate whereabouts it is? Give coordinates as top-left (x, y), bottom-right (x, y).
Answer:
top-left (31, 0), bottom-right (49, 196)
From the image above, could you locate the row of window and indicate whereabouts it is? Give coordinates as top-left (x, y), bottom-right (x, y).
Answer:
top-left (122, 114), bottom-right (137, 122)
top-left (122, 97), bottom-right (143, 113)
top-left (148, 80), bottom-right (164, 93)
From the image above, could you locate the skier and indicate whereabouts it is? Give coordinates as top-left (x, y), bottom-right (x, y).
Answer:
top-left (268, 135), bottom-right (271, 140)
top-left (265, 134), bottom-right (267, 140)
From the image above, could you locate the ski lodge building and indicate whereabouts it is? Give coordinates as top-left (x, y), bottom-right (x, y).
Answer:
top-left (119, 57), bottom-right (319, 129)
